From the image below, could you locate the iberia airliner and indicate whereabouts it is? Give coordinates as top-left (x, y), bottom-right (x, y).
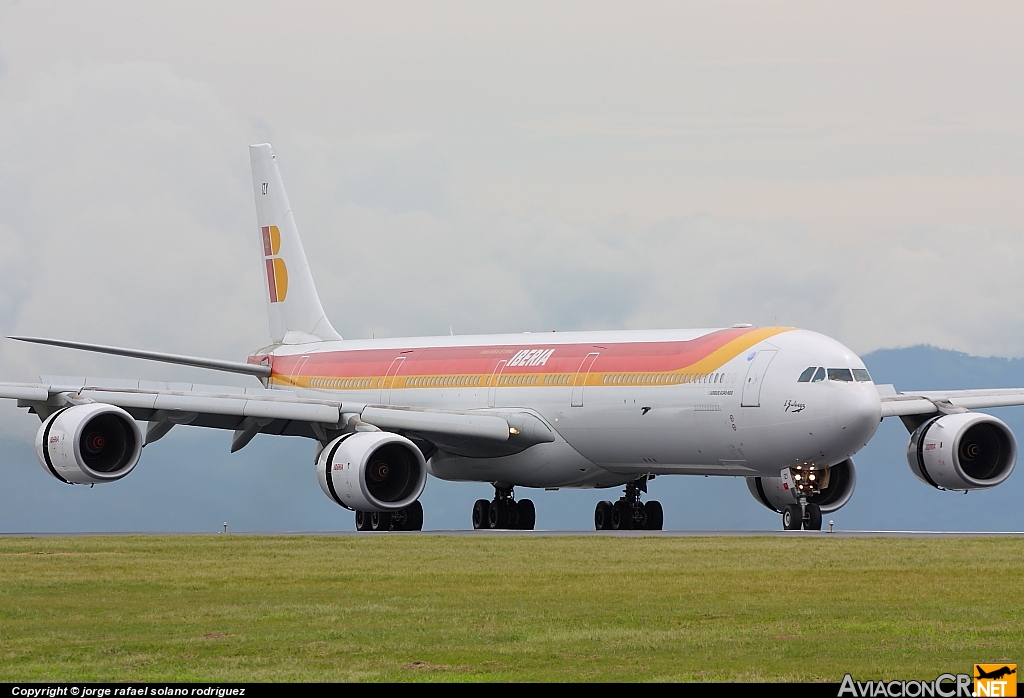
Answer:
top-left (2, 145), bottom-right (1020, 531)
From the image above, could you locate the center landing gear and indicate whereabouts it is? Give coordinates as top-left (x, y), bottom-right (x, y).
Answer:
top-left (782, 500), bottom-right (822, 531)
top-left (354, 500), bottom-right (424, 531)
top-left (472, 485), bottom-right (536, 530)
top-left (594, 479), bottom-right (663, 530)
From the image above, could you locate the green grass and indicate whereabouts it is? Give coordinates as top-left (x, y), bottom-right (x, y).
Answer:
top-left (0, 535), bottom-right (1020, 681)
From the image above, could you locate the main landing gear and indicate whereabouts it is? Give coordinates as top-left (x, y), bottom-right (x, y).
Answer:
top-left (355, 500), bottom-right (424, 532)
top-left (782, 500), bottom-right (822, 531)
top-left (594, 479), bottom-right (664, 531)
top-left (472, 485), bottom-right (536, 530)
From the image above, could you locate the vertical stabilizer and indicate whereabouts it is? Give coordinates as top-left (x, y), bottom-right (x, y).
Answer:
top-left (249, 144), bottom-right (341, 344)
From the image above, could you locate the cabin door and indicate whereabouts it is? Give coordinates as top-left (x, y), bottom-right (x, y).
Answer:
top-left (381, 356), bottom-right (405, 405)
top-left (487, 360), bottom-right (507, 408)
top-left (571, 352), bottom-right (600, 407)
top-left (741, 350), bottom-right (777, 407)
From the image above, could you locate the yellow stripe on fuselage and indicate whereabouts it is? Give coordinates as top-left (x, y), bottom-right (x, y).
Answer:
top-left (269, 327), bottom-right (793, 391)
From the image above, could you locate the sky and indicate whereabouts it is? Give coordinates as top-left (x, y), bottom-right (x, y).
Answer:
top-left (0, 2), bottom-right (1023, 530)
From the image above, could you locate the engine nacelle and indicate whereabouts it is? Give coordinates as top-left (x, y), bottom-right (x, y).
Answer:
top-left (316, 431), bottom-right (427, 513)
top-left (746, 458), bottom-right (857, 514)
top-left (35, 404), bottom-right (143, 484)
top-left (907, 412), bottom-right (1016, 490)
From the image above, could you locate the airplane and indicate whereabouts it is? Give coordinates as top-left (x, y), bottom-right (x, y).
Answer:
top-left (1, 143), bottom-right (1020, 532)
top-left (975, 666), bottom-right (1016, 681)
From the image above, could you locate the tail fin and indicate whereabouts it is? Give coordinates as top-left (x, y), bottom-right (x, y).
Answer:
top-left (249, 144), bottom-right (341, 344)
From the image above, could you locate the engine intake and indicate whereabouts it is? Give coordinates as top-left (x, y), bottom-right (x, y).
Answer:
top-left (316, 431), bottom-right (427, 512)
top-left (35, 404), bottom-right (143, 484)
top-left (907, 413), bottom-right (1016, 490)
top-left (747, 458), bottom-right (857, 514)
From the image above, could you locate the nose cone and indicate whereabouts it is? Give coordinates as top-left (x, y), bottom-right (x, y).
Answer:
top-left (831, 378), bottom-right (882, 458)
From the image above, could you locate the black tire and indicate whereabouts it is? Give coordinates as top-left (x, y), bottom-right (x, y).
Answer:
top-left (645, 500), bottom-right (664, 530)
top-left (488, 499), bottom-right (510, 529)
top-left (517, 499), bottom-right (536, 530)
top-left (404, 500), bottom-right (424, 531)
top-left (782, 504), bottom-right (802, 530)
top-left (635, 504), bottom-right (648, 530)
top-left (472, 499), bottom-right (490, 530)
top-left (371, 511), bottom-right (392, 531)
top-left (804, 502), bottom-right (822, 531)
top-left (594, 500), bottom-right (613, 530)
top-left (355, 510), bottom-right (372, 532)
top-left (611, 500), bottom-right (631, 530)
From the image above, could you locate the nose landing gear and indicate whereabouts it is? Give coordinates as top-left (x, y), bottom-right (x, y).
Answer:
top-left (782, 500), bottom-right (822, 531)
top-left (472, 485), bottom-right (536, 530)
top-left (782, 466), bottom-right (826, 530)
top-left (595, 478), bottom-right (663, 530)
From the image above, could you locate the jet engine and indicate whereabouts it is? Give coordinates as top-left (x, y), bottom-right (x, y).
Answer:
top-left (746, 458), bottom-right (857, 514)
top-left (35, 404), bottom-right (143, 484)
top-left (316, 431), bottom-right (427, 512)
top-left (907, 412), bottom-right (1016, 490)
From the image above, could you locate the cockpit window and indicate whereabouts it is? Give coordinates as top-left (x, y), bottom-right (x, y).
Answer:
top-left (828, 368), bottom-right (854, 382)
top-left (797, 367), bottom-right (816, 382)
top-left (811, 367), bottom-right (826, 382)
top-left (852, 368), bottom-right (872, 382)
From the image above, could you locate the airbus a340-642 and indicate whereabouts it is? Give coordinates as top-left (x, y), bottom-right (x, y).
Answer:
top-left (2, 145), bottom-right (1020, 531)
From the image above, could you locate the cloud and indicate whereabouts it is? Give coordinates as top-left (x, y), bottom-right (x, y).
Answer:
top-left (0, 62), bottom-right (262, 372)
top-left (3, 56), bottom-right (1024, 441)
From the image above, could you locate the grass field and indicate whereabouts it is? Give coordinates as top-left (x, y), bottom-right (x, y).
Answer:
top-left (0, 534), bottom-right (1020, 682)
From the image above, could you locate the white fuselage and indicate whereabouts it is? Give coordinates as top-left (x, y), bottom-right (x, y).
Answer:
top-left (260, 327), bottom-right (881, 490)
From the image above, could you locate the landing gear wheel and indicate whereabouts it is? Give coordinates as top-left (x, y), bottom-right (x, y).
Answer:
top-left (371, 511), bottom-right (392, 531)
top-left (355, 510), bottom-right (372, 532)
top-left (644, 500), bottom-right (664, 530)
top-left (516, 499), bottom-right (536, 530)
top-left (594, 500), bottom-right (613, 530)
top-left (803, 502), bottom-right (822, 531)
top-left (782, 504), bottom-right (802, 531)
top-left (611, 500), bottom-right (632, 530)
top-left (472, 499), bottom-right (490, 530)
top-left (488, 499), bottom-right (511, 529)
top-left (400, 500), bottom-right (424, 531)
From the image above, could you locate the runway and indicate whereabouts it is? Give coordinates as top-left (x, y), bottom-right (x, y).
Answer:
top-left (2, 529), bottom-right (1023, 538)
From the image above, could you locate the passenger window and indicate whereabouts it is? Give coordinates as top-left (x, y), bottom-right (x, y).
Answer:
top-left (811, 367), bottom-right (826, 382)
top-left (828, 368), bottom-right (854, 382)
top-left (797, 367), bottom-right (816, 382)
top-left (852, 369), bottom-right (872, 382)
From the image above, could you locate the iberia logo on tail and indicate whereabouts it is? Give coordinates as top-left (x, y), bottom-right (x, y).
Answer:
top-left (262, 225), bottom-right (288, 303)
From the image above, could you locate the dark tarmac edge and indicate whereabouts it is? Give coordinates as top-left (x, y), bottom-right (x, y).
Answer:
top-left (2, 530), bottom-right (1023, 538)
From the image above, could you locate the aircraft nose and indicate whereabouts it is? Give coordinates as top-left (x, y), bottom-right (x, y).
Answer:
top-left (831, 382), bottom-right (882, 455)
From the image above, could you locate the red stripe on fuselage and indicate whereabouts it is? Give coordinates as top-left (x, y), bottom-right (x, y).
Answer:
top-left (269, 327), bottom-right (761, 380)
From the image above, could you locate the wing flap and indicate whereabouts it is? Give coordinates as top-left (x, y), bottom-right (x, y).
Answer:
top-left (948, 394), bottom-right (1024, 410)
top-left (1, 380), bottom-right (529, 445)
top-left (360, 406), bottom-right (510, 441)
top-left (79, 389), bottom-right (342, 423)
top-left (0, 383), bottom-right (50, 401)
top-left (879, 398), bottom-right (938, 418)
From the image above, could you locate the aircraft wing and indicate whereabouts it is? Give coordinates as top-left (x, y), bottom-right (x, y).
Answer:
top-left (877, 383), bottom-right (1024, 417)
top-left (0, 377), bottom-right (549, 456)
